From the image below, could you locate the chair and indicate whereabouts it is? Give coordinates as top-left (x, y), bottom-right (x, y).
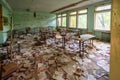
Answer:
top-left (55, 31), bottom-right (62, 43)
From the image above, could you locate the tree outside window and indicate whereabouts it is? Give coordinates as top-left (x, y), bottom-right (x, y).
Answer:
top-left (94, 4), bottom-right (111, 31)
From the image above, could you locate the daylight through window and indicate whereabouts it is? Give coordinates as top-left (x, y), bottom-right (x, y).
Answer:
top-left (94, 4), bottom-right (111, 31)
top-left (69, 11), bottom-right (77, 28)
top-left (78, 9), bottom-right (87, 29)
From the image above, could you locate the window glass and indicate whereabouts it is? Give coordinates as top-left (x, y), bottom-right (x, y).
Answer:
top-left (78, 9), bottom-right (87, 14)
top-left (69, 16), bottom-right (76, 28)
top-left (94, 4), bottom-right (111, 31)
top-left (95, 11), bottom-right (111, 31)
top-left (57, 17), bottom-right (61, 26)
top-left (62, 17), bottom-right (66, 27)
top-left (78, 14), bottom-right (87, 28)
top-left (62, 14), bottom-right (66, 16)
top-left (96, 4), bottom-right (111, 11)
top-left (70, 12), bottom-right (77, 15)
top-left (58, 15), bottom-right (61, 17)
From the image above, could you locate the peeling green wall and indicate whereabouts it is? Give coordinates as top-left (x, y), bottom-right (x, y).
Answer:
top-left (13, 11), bottom-right (56, 30)
top-left (0, 1), bottom-right (56, 44)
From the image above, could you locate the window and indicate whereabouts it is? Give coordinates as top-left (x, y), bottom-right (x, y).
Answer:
top-left (61, 14), bottom-right (66, 27)
top-left (94, 4), bottom-right (111, 31)
top-left (57, 14), bottom-right (61, 26)
top-left (78, 9), bottom-right (87, 29)
top-left (57, 14), bottom-right (66, 27)
top-left (69, 11), bottom-right (77, 28)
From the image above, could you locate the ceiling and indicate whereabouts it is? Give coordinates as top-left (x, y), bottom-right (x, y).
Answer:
top-left (5, 0), bottom-right (108, 13)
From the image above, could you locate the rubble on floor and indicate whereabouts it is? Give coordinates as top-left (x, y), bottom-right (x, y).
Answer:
top-left (1, 34), bottom-right (110, 80)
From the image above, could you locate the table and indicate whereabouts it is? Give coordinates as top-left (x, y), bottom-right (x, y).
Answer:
top-left (73, 34), bottom-right (95, 58)
top-left (80, 34), bottom-right (95, 46)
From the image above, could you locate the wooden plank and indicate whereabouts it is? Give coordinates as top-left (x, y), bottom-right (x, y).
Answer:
top-left (110, 0), bottom-right (120, 80)
top-left (2, 62), bottom-right (18, 79)
top-left (0, 4), bottom-right (3, 30)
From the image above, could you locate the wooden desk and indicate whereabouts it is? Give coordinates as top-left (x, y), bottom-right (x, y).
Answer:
top-left (81, 34), bottom-right (95, 56)
top-left (80, 34), bottom-right (95, 45)
top-left (73, 34), bottom-right (95, 58)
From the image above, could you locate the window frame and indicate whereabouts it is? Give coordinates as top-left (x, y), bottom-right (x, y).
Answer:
top-left (69, 11), bottom-right (77, 28)
top-left (61, 14), bottom-right (67, 27)
top-left (77, 9), bottom-right (88, 29)
top-left (94, 4), bottom-right (111, 32)
top-left (57, 14), bottom-right (67, 27)
top-left (57, 14), bottom-right (62, 27)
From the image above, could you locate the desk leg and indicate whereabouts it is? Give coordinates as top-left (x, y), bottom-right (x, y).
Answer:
top-left (92, 39), bottom-right (93, 47)
top-left (82, 41), bottom-right (84, 59)
top-left (79, 40), bottom-right (81, 56)
top-left (7, 46), bottom-right (9, 54)
top-left (18, 43), bottom-right (20, 53)
top-left (90, 39), bottom-right (93, 47)
top-left (62, 37), bottom-right (65, 48)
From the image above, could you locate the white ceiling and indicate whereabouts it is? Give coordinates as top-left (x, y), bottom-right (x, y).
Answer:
top-left (5, 0), bottom-right (108, 13)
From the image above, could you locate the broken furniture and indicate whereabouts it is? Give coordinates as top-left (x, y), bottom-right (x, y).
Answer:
top-left (73, 68), bottom-right (83, 80)
top-left (73, 34), bottom-right (95, 59)
top-left (2, 62), bottom-right (18, 79)
top-left (2, 27), bottom-right (109, 80)
top-left (80, 34), bottom-right (95, 47)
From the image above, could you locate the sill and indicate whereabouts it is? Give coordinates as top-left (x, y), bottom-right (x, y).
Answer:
top-left (58, 26), bottom-right (66, 27)
top-left (78, 28), bottom-right (87, 30)
top-left (94, 29), bottom-right (111, 33)
top-left (69, 26), bottom-right (76, 28)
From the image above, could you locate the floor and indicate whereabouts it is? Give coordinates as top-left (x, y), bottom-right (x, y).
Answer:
top-left (1, 33), bottom-right (110, 80)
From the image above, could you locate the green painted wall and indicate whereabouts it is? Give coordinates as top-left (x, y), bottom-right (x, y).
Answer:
top-left (87, 6), bottom-right (94, 32)
top-left (0, 0), bottom-right (111, 43)
top-left (0, 0), bottom-right (56, 44)
top-left (86, 5), bottom-right (110, 41)
top-left (87, 5), bottom-right (104, 40)
top-left (13, 11), bottom-right (56, 30)
top-left (87, 2), bottom-right (110, 41)
top-left (0, 0), bottom-right (12, 44)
